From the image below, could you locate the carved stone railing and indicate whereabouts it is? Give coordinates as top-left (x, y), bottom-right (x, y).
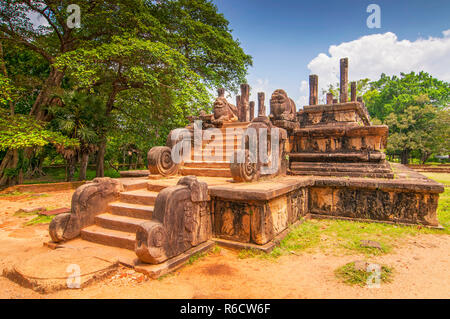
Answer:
top-left (147, 146), bottom-right (179, 177)
top-left (230, 116), bottom-right (287, 182)
top-left (135, 176), bottom-right (211, 264)
top-left (49, 178), bottom-right (123, 242)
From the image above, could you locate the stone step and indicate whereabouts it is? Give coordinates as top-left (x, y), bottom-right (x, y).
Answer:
top-left (183, 161), bottom-right (230, 169)
top-left (290, 164), bottom-right (392, 173)
top-left (81, 225), bottom-right (135, 250)
top-left (120, 190), bottom-right (159, 206)
top-left (95, 213), bottom-right (147, 233)
top-left (288, 169), bottom-right (394, 179)
top-left (180, 167), bottom-right (231, 178)
top-left (288, 152), bottom-right (385, 162)
top-left (146, 183), bottom-right (170, 192)
top-left (108, 201), bottom-right (154, 219)
top-left (221, 121), bottom-right (250, 128)
top-left (121, 179), bottom-right (149, 191)
top-left (290, 161), bottom-right (391, 169)
top-left (201, 141), bottom-right (243, 148)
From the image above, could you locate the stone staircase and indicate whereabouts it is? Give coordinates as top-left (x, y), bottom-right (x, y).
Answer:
top-left (180, 121), bottom-right (249, 177)
top-left (80, 180), bottom-right (168, 250)
top-left (288, 160), bottom-right (394, 178)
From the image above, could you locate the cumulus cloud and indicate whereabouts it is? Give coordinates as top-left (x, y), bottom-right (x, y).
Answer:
top-left (296, 80), bottom-right (309, 107)
top-left (305, 31), bottom-right (450, 101)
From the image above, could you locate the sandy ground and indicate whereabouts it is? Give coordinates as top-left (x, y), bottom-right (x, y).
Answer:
top-left (0, 189), bottom-right (449, 299)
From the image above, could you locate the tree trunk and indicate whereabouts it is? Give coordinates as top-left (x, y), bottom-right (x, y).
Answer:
top-left (96, 139), bottom-right (106, 177)
top-left (30, 66), bottom-right (65, 121)
top-left (79, 152), bottom-right (89, 181)
top-left (401, 149), bottom-right (410, 165)
top-left (0, 149), bottom-right (19, 188)
top-left (66, 156), bottom-right (77, 182)
top-left (421, 151), bottom-right (431, 164)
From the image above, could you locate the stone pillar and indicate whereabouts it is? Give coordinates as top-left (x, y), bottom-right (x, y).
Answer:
top-left (350, 82), bottom-right (356, 102)
top-left (236, 95), bottom-right (241, 121)
top-left (333, 98), bottom-right (338, 104)
top-left (258, 92), bottom-right (266, 117)
top-left (217, 88), bottom-right (225, 98)
top-left (249, 101), bottom-right (255, 121)
top-left (340, 57), bottom-right (348, 103)
top-left (309, 75), bottom-right (318, 105)
top-left (240, 84), bottom-right (250, 122)
top-left (326, 92), bottom-right (334, 105)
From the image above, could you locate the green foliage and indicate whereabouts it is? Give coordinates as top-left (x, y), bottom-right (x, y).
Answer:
top-left (335, 262), bottom-right (393, 287)
top-left (24, 214), bottom-right (54, 226)
top-left (0, 0), bottom-right (252, 180)
top-left (384, 101), bottom-right (450, 159)
top-left (0, 108), bottom-right (78, 151)
top-left (0, 73), bottom-right (13, 104)
top-left (48, 91), bottom-right (105, 151)
top-left (365, 71), bottom-right (450, 121)
top-left (363, 72), bottom-right (450, 163)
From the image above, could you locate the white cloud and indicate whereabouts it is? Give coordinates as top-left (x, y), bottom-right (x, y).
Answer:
top-left (296, 80), bottom-right (308, 108)
top-left (306, 31), bottom-right (450, 99)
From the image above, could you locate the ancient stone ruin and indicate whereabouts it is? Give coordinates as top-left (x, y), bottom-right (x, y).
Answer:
top-left (48, 58), bottom-right (444, 278)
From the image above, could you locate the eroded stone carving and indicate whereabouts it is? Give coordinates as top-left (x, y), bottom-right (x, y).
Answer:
top-left (148, 146), bottom-right (179, 176)
top-left (212, 92), bottom-right (238, 127)
top-left (135, 176), bottom-right (211, 264)
top-left (269, 89), bottom-right (296, 121)
top-left (49, 178), bottom-right (123, 242)
top-left (231, 116), bottom-right (287, 182)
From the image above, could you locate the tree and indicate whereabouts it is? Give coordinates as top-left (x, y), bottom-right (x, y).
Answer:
top-left (48, 91), bottom-right (105, 181)
top-left (364, 71), bottom-right (449, 121)
top-left (363, 72), bottom-right (450, 164)
top-left (0, 0), bottom-right (252, 180)
top-left (54, 0), bottom-right (252, 176)
top-left (0, 108), bottom-right (77, 186)
top-left (322, 78), bottom-right (370, 103)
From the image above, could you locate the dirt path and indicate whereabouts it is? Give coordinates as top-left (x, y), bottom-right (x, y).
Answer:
top-left (0, 189), bottom-right (449, 299)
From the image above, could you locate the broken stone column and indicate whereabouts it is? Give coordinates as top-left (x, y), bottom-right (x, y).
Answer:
top-left (351, 82), bottom-right (357, 102)
top-left (258, 92), bottom-right (266, 116)
top-left (217, 88), bottom-right (225, 98)
top-left (249, 101), bottom-right (255, 121)
top-left (340, 57), bottom-right (348, 103)
top-left (236, 95), bottom-right (241, 120)
top-left (240, 84), bottom-right (250, 122)
top-left (309, 75), bottom-right (318, 105)
top-left (326, 92), bottom-right (334, 105)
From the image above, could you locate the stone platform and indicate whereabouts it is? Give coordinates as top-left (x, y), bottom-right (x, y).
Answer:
top-left (114, 163), bottom-right (443, 256)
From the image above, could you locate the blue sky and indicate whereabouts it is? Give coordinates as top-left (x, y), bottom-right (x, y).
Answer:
top-left (212, 0), bottom-right (450, 108)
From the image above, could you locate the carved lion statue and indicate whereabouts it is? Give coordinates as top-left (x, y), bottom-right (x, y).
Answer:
top-left (269, 89), bottom-right (296, 121)
top-left (212, 96), bottom-right (238, 126)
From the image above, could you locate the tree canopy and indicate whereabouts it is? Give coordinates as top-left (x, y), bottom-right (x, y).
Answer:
top-left (0, 0), bottom-right (252, 186)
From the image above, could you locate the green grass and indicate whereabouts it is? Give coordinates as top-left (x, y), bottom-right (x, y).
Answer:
top-left (335, 262), bottom-right (393, 287)
top-left (422, 172), bottom-right (450, 185)
top-left (24, 214), bottom-right (54, 226)
top-left (0, 191), bottom-right (32, 197)
top-left (187, 251), bottom-right (207, 265)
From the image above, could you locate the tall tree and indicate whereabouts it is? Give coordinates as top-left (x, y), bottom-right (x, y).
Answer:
top-left (363, 72), bottom-right (450, 164)
top-left (0, 0), bottom-right (252, 180)
top-left (364, 71), bottom-right (449, 121)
